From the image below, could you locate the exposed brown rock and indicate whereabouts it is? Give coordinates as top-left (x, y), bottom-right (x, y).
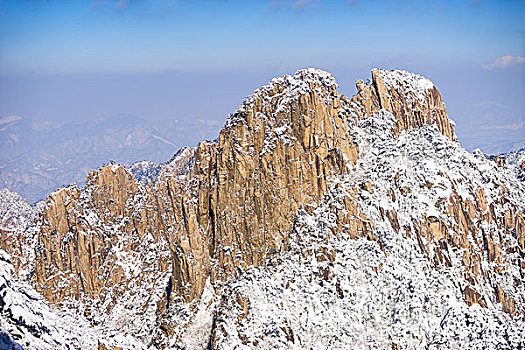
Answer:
top-left (34, 166), bottom-right (172, 308)
top-left (32, 70), bottom-right (364, 311)
top-left (374, 174), bottom-right (525, 316)
top-left (351, 69), bottom-right (456, 141)
top-left (496, 283), bottom-right (516, 315)
top-left (27, 68), bottom-right (525, 343)
top-left (464, 285), bottom-right (485, 307)
top-left (98, 340), bottom-right (123, 350)
top-left (236, 292), bottom-right (250, 321)
top-left (0, 228), bottom-right (28, 273)
top-left (489, 155), bottom-right (507, 168)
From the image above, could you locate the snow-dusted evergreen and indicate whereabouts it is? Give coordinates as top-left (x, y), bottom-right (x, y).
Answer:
top-left (0, 189), bottom-right (36, 233)
top-left (0, 251), bottom-right (146, 350)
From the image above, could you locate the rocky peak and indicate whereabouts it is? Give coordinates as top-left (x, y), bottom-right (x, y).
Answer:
top-left (6, 68), bottom-right (520, 349)
top-left (29, 68), bottom-right (362, 322)
top-left (29, 69), bottom-right (457, 306)
top-left (225, 68), bottom-right (338, 129)
top-left (352, 68), bottom-right (457, 141)
top-left (374, 69), bottom-right (435, 104)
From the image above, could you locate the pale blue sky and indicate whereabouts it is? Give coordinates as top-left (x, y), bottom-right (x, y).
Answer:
top-left (1, 0), bottom-right (524, 152)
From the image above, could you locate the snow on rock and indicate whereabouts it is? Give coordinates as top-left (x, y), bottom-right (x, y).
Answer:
top-left (374, 69), bottom-right (435, 104)
top-left (155, 146), bottom-right (196, 181)
top-left (486, 148), bottom-right (525, 182)
top-left (0, 189), bottom-right (35, 233)
top-left (1, 68), bottom-right (524, 349)
top-left (211, 111), bottom-right (525, 349)
top-left (0, 189), bottom-right (38, 279)
top-left (128, 160), bottom-right (162, 185)
top-left (226, 68), bottom-right (338, 129)
top-left (0, 250), bottom-right (148, 350)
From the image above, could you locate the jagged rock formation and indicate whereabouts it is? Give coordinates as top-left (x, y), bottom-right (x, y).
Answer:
top-left (34, 164), bottom-right (172, 343)
top-left (0, 189), bottom-right (37, 277)
top-left (32, 68), bottom-right (457, 307)
top-left (210, 109), bottom-right (525, 348)
top-left (353, 69), bottom-right (456, 141)
top-left (2, 68), bottom-right (524, 349)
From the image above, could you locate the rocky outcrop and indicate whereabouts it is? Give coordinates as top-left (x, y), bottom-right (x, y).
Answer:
top-left (16, 68), bottom-right (525, 347)
top-left (34, 166), bottom-right (172, 312)
top-left (32, 69), bottom-right (455, 308)
top-left (391, 173), bottom-right (524, 314)
top-left (32, 70), bottom-right (362, 311)
top-left (208, 102), bottom-right (525, 349)
top-left (352, 69), bottom-right (456, 141)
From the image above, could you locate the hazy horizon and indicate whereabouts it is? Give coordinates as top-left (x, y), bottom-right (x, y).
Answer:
top-left (1, 0), bottom-right (524, 153)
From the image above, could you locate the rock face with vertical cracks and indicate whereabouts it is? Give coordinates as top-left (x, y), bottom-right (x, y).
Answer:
top-left (33, 69), bottom-right (362, 310)
top-left (15, 69), bottom-right (523, 345)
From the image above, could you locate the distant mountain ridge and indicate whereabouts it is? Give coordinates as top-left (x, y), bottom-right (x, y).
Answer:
top-left (0, 114), bottom-right (221, 203)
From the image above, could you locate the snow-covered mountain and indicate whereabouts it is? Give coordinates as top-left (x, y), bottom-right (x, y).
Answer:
top-left (0, 69), bottom-right (524, 349)
top-left (0, 188), bottom-right (36, 233)
top-left (213, 112), bottom-right (525, 349)
top-left (0, 250), bottom-right (146, 350)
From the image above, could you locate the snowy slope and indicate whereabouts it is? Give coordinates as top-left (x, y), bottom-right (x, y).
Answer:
top-left (212, 112), bottom-right (525, 349)
top-left (0, 250), bottom-right (148, 350)
top-left (0, 189), bottom-right (36, 233)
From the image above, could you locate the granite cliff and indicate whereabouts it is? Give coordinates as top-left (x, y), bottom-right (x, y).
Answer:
top-left (1, 69), bottom-right (524, 349)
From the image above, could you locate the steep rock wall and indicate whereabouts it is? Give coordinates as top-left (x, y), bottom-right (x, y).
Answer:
top-left (26, 69), bottom-right (508, 343)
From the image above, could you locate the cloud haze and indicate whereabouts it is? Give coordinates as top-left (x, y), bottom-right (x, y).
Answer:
top-left (479, 120), bottom-right (525, 131)
top-left (1, 0), bottom-right (524, 154)
top-left (293, 0), bottom-right (314, 9)
top-left (482, 55), bottom-right (525, 70)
